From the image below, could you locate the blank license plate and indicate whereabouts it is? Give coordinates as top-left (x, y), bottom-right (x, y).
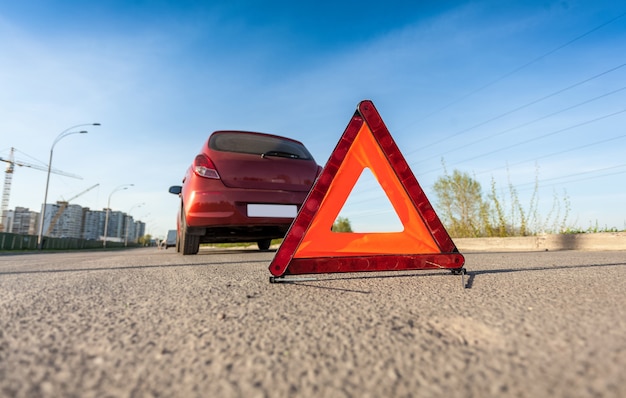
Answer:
top-left (247, 204), bottom-right (297, 218)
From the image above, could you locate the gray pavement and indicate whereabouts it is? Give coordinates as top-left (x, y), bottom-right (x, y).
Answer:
top-left (0, 248), bottom-right (625, 397)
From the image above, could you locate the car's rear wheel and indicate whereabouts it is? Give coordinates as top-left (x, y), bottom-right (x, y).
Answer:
top-left (257, 239), bottom-right (271, 251)
top-left (180, 209), bottom-right (200, 255)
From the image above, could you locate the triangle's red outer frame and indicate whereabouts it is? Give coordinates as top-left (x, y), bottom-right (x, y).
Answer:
top-left (269, 100), bottom-right (464, 277)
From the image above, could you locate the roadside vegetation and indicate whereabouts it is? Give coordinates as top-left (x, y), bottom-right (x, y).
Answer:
top-left (331, 217), bottom-right (354, 232)
top-left (432, 167), bottom-right (623, 238)
top-left (560, 224), bottom-right (626, 234)
top-left (432, 167), bottom-right (571, 238)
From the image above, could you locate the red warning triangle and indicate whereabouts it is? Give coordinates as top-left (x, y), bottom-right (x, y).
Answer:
top-left (269, 100), bottom-right (464, 278)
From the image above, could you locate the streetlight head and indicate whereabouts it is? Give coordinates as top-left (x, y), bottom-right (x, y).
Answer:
top-left (79, 130), bottom-right (88, 134)
top-left (93, 123), bottom-right (101, 126)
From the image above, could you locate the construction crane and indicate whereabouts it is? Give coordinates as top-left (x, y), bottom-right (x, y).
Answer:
top-left (0, 147), bottom-right (82, 232)
top-left (45, 183), bottom-right (100, 236)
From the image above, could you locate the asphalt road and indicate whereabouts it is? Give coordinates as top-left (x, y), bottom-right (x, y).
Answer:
top-left (0, 247), bottom-right (624, 397)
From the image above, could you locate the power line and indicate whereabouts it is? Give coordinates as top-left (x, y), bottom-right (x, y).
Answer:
top-left (458, 108), bottom-right (626, 163)
top-left (400, 10), bottom-right (626, 135)
top-left (477, 133), bottom-right (626, 176)
top-left (409, 84), bottom-right (626, 167)
top-left (516, 163), bottom-right (626, 190)
top-left (406, 62), bottom-right (626, 156)
top-left (415, 108), bottom-right (626, 176)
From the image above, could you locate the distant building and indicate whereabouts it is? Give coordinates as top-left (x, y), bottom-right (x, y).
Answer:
top-left (43, 202), bottom-right (84, 238)
top-left (82, 208), bottom-right (105, 240)
top-left (122, 219), bottom-right (146, 244)
top-left (5, 203), bottom-right (148, 242)
top-left (124, 215), bottom-right (135, 243)
top-left (105, 210), bottom-right (125, 239)
top-left (0, 209), bottom-right (13, 233)
top-left (135, 221), bottom-right (146, 241)
top-left (9, 207), bottom-right (39, 235)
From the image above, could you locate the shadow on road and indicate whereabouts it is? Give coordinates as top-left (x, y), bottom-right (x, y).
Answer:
top-left (271, 270), bottom-right (455, 294)
top-left (463, 261), bottom-right (625, 289)
top-left (271, 261), bottom-right (625, 291)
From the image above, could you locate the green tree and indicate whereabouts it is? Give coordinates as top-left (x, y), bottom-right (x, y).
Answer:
top-left (432, 169), bottom-right (490, 238)
top-left (332, 217), bottom-right (353, 232)
top-left (138, 234), bottom-right (153, 246)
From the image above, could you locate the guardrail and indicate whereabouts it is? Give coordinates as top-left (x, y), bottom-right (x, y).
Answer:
top-left (0, 232), bottom-right (136, 251)
top-left (455, 232), bottom-right (626, 252)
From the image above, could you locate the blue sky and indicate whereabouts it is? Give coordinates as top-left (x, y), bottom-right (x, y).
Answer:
top-left (1, 0), bottom-right (625, 238)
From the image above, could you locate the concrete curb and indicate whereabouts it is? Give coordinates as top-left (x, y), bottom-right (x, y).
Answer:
top-left (455, 232), bottom-right (626, 252)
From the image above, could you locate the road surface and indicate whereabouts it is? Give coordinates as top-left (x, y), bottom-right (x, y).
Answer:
top-left (1, 247), bottom-right (624, 397)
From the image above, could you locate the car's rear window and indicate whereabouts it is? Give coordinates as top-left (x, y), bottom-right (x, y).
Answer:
top-left (209, 132), bottom-right (313, 160)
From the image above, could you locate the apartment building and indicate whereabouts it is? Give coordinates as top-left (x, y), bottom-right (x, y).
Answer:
top-left (4, 207), bottom-right (39, 235)
top-left (81, 208), bottom-right (105, 240)
top-left (5, 203), bottom-right (147, 242)
top-left (42, 203), bottom-right (84, 238)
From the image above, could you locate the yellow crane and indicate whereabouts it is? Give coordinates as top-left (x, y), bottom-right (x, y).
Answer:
top-left (45, 183), bottom-right (100, 236)
top-left (0, 147), bottom-right (81, 231)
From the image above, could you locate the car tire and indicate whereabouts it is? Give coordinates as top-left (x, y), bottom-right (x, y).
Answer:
top-left (257, 239), bottom-right (271, 251)
top-left (180, 209), bottom-right (200, 255)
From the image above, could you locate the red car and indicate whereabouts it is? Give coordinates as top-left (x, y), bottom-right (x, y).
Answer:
top-left (169, 131), bottom-right (322, 254)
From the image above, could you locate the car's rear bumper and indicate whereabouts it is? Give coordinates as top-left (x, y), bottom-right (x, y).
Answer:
top-left (184, 188), bottom-right (308, 229)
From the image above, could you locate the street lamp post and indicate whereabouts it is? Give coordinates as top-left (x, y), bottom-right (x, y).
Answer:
top-left (125, 202), bottom-right (145, 246)
top-left (37, 123), bottom-right (100, 249)
top-left (103, 184), bottom-right (134, 248)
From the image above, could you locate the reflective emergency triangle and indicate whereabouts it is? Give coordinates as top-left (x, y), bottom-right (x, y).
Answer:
top-left (269, 100), bottom-right (464, 277)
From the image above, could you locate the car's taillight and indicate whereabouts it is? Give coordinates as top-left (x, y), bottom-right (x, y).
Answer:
top-left (193, 154), bottom-right (220, 179)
